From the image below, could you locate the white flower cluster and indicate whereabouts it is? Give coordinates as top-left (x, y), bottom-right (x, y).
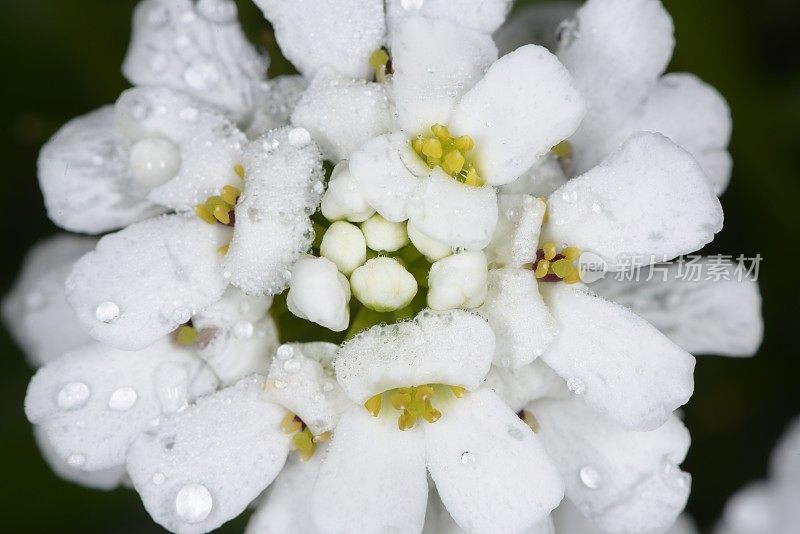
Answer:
top-left (3, 0), bottom-right (765, 533)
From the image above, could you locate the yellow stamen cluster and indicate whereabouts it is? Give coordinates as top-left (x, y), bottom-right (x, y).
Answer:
top-left (364, 384), bottom-right (465, 431)
top-left (552, 140), bottom-right (573, 160)
top-left (280, 412), bottom-right (330, 461)
top-left (195, 184), bottom-right (241, 226)
top-left (411, 124), bottom-right (482, 187)
top-left (369, 48), bottom-right (391, 83)
top-left (175, 325), bottom-right (198, 346)
top-left (534, 242), bottom-right (581, 284)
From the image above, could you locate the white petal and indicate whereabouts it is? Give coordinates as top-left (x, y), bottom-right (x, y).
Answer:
top-left (349, 132), bottom-right (426, 222)
top-left (2, 235), bottom-right (96, 367)
top-left (387, 0), bottom-right (513, 35)
top-left (66, 214), bottom-right (230, 351)
top-left (428, 251), bottom-right (488, 310)
top-left (246, 75), bottom-right (307, 139)
top-left (407, 169), bottom-right (498, 250)
top-left (291, 68), bottom-right (392, 161)
top-left (33, 425), bottom-right (127, 491)
top-left (499, 156), bottom-right (569, 198)
top-left (408, 222), bottom-right (453, 262)
top-left (25, 338), bottom-right (217, 471)
top-left (485, 194), bottom-right (545, 268)
top-left (287, 256), bottom-right (351, 331)
top-left (425, 388), bottom-right (564, 533)
top-left (450, 45), bottom-right (586, 186)
top-left (559, 0), bottom-right (674, 159)
top-left (592, 260), bottom-right (763, 357)
top-left (224, 127), bottom-right (324, 296)
top-left (479, 268), bottom-right (557, 368)
top-left (311, 407), bottom-right (428, 533)
top-left (264, 342), bottom-right (350, 435)
top-left (483, 359), bottom-right (569, 413)
top-left (533, 399), bottom-right (691, 534)
top-left (124, 0), bottom-right (268, 123)
top-left (494, 2), bottom-right (578, 55)
top-left (554, 500), bottom-right (699, 534)
top-left (391, 17), bottom-right (497, 134)
top-left (115, 86), bottom-right (249, 211)
top-left (254, 0), bottom-right (385, 79)
top-left (127, 376), bottom-right (290, 533)
top-left (320, 161), bottom-right (376, 223)
top-left (37, 106), bottom-right (165, 233)
top-left (540, 283), bottom-right (695, 431)
top-left (335, 309), bottom-right (494, 403)
top-left (361, 214), bottom-right (410, 252)
top-left (545, 133), bottom-right (724, 271)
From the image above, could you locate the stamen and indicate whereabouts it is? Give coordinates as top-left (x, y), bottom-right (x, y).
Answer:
top-left (279, 412), bottom-right (326, 461)
top-left (233, 164), bottom-right (245, 179)
top-left (552, 140), bottom-right (572, 159)
top-left (175, 325), bottom-right (198, 346)
top-left (369, 48), bottom-right (391, 83)
top-left (411, 124), bottom-right (483, 186)
top-left (364, 384), bottom-right (466, 430)
top-left (364, 393), bottom-right (382, 417)
top-left (533, 244), bottom-right (582, 284)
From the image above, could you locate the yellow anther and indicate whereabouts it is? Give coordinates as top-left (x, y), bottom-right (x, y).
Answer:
top-left (221, 185), bottom-right (241, 205)
top-left (195, 205), bottom-right (217, 225)
top-left (398, 410), bottom-right (417, 431)
top-left (213, 204), bottom-right (231, 225)
top-left (443, 149), bottom-right (465, 174)
top-left (293, 429), bottom-right (316, 460)
top-left (552, 140), bottom-right (572, 159)
top-left (562, 246), bottom-right (581, 261)
top-left (280, 412), bottom-right (303, 434)
top-left (411, 136), bottom-right (425, 154)
top-left (364, 394), bottom-right (382, 417)
top-left (314, 431), bottom-right (331, 443)
top-left (463, 165), bottom-right (481, 187)
top-left (534, 259), bottom-right (551, 279)
top-left (176, 325), bottom-right (198, 346)
top-left (234, 164), bottom-right (245, 179)
top-left (431, 124), bottom-right (450, 141)
top-left (454, 135), bottom-right (474, 152)
top-left (450, 385), bottom-right (466, 398)
top-left (552, 258), bottom-right (573, 279)
top-left (542, 242), bottom-right (557, 261)
top-left (423, 404), bottom-right (441, 424)
top-left (369, 48), bottom-right (390, 70)
top-left (563, 269), bottom-right (581, 284)
top-left (390, 389), bottom-right (412, 410)
top-left (426, 156), bottom-right (442, 167)
top-left (422, 138), bottom-right (443, 159)
top-left (217, 243), bottom-right (230, 256)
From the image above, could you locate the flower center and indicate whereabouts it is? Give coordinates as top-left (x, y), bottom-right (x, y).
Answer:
top-left (411, 124), bottom-right (482, 187)
top-left (533, 242), bottom-right (581, 284)
top-left (280, 411), bottom-right (330, 461)
top-left (364, 384), bottom-right (466, 431)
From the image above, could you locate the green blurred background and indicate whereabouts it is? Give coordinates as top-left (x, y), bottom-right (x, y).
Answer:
top-left (0, 0), bottom-right (797, 531)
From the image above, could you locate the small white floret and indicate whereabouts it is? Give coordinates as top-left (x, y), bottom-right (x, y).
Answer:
top-left (320, 221), bottom-right (367, 276)
top-left (350, 257), bottom-right (417, 312)
top-left (361, 214), bottom-right (409, 252)
top-left (427, 251), bottom-right (488, 310)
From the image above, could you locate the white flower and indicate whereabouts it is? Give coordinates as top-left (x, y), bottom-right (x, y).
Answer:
top-left (64, 126), bottom-right (323, 350)
top-left (427, 251), bottom-right (488, 310)
top-left (312, 310), bottom-right (564, 533)
top-left (287, 256), bottom-right (351, 331)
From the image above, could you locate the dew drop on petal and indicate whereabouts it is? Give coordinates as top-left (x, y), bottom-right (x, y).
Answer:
top-left (67, 454), bottom-right (86, 467)
top-left (567, 377), bottom-right (586, 395)
top-left (579, 465), bottom-right (600, 489)
top-left (232, 320), bottom-right (253, 340)
top-left (175, 483), bottom-right (213, 524)
top-left (95, 301), bottom-right (120, 323)
top-left (561, 190), bottom-right (578, 204)
top-left (276, 344), bottom-right (294, 361)
top-left (108, 387), bottom-right (138, 411)
top-left (152, 472), bottom-right (166, 485)
top-left (460, 452), bottom-right (475, 465)
top-left (57, 382), bottom-right (91, 410)
top-left (171, 307), bottom-right (192, 324)
top-left (184, 60), bottom-right (220, 91)
top-left (287, 127), bottom-right (311, 147)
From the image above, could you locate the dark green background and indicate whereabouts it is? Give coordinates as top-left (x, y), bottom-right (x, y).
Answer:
top-left (0, 0), bottom-right (797, 531)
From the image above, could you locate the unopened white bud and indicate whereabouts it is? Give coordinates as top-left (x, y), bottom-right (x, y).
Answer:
top-left (427, 251), bottom-right (488, 310)
top-left (287, 257), bottom-right (351, 331)
top-left (321, 161), bottom-right (375, 222)
top-left (350, 257), bottom-right (418, 312)
top-left (320, 221), bottom-right (367, 275)
top-left (361, 214), bottom-right (409, 252)
top-left (407, 221), bottom-right (452, 262)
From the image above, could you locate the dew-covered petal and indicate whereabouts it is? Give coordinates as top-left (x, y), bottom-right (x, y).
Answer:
top-left (485, 195), bottom-right (545, 268)
top-left (479, 268), bottom-right (557, 368)
top-left (592, 260), bottom-right (763, 357)
top-left (25, 338), bottom-right (218, 471)
top-left (427, 251), bottom-right (489, 311)
top-left (558, 0), bottom-right (674, 160)
top-left (2, 235), bottom-right (96, 367)
top-left (335, 309), bottom-right (494, 403)
top-left (391, 17), bottom-right (497, 135)
top-left (66, 214), bottom-right (231, 351)
top-left (386, 0), bottom-right (513, 36)
top-left (223, 127), bottom-right (324, 296)
top-left (499, 156), bottom-right (568, 198)
top-left (264, 342), bottom-right (350, 435)
top-left (533, 399), bottom-right (691, 534)
top-left (37, 106), bottom-right (165, 233)
top-left (320, 161), bottom-right (376, 223)
top-left (425, 388), bottom-right (564, 533)
top-left (450, 45), bottom-right (585, 186)
top-left (123, 0), bottom-right (269, 123)
top-left (545, 133), bottom-right (724, 271)
top-left (254, 0), bottom-right (385, 80)
top-left (406, 169), bottom-right (498, 251)
top-left (349, 132), bottom-right (426, 222)
top-left (494, 1), bottom-right (579, 55)
top-left (483, 359), bottom-right (569, 413)
top-left (291, 68), bottom-right (392, 161)
top-left (540, 283), bottom-right (695, 431)
top-left (246, 75), bottom-right (307, 139)
top-left (115, 86), bottom-right (248, 211)
top-left (286, 256), bottom-right (351, 332)
top-left (126, 376), bottom-right (291, 534)
top-left (33, 425), bottom-right (127, 491)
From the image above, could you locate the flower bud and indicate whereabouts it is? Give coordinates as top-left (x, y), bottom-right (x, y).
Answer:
top-left (427, 251), bottom-right (488, 310)
top-left (361, 214), bottom-right (409, 252)
top-left (350, 257), bottom-right (418, 312)
top-left (320, 161), bottom-right (375, 222)
top-left (320, 221), bottom-right (367, 275)
top-left (287, 256), bottom-right (351, 331)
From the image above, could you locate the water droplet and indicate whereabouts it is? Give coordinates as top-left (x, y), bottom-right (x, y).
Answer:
top-left (567, 377), bottom-right (586, 395)
top-left (579, 465), bottom-right (600, 489)
top-left (288, 127), bottom-right (311, 147)
top-left (276, 344), bottom-right (294, 360)
top-left (130, 138), bottom-right (181, 189)
top-left (283, 359), bottom-right (301, 373)
top-left (95, 301), bottom-right (120, 323)
top-left (175, 483), bottom-right (213, 523)
top-left (232, 320), bottom-right (253, 339)
top-left (196, 0), bottom-right (238, 23)
top-left (108, 387), bottom-right (138, 411)
top-left (184, 60), bottom-right (220, 91)
top-left (67, 454), bottom-right (86, 467)
top-left (172, 307), bottom-right (191, 324)
top-left (312, 180), bottom-right (324, 194)
top-left (152, 472), bottom-right (166, 485)
top-left (57, 382), bottom-right (91, 410)
top-left (561, 190), bottom-right (578, 203)
top-left (460, 452), bottom-right (475, 465)
top-left (155, 363), bottom-right (189, 414)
